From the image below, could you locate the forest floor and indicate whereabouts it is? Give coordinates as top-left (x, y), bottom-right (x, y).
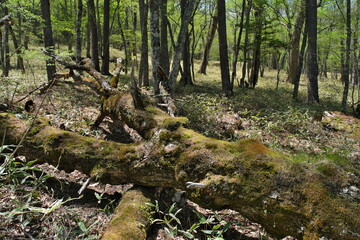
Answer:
top-left (0, 57), bottom-right (359, 239)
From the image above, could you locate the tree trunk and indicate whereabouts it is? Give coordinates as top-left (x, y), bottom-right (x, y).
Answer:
top-left (118, 13), bottom-right (130, 75)
top-left (101, 0), bottom-right (110, 75)
top-left (40, 0), bottom-right (56, 82)
top-left (249, 3), bottom-right (263, 89)
top-left (231, 0), bottom-right (246, 87)
top-left (75, 0), bottom-right (83, 63)
top-left (87, 0), bottom-right (100, 71)
top-left (287, 1), bottom-right (305, 84)
top-left (9, 26), bottom-right (25, 73)
top-left (168, 0), bottom-right (197, 89)
top-left (86, 19), bottom-right (91, 58)
top-left (306, 0), bottom-right (319, 103)
top-left (139, 0), bottom-right (149, 87)
top-left (160, 0), bottom-right (170, 76)
top-left (217, 0), bottom-right (232, 96)
top-left (2, 6), bottom-right (10, 77)
top-left (342, 0), bottom-right (351, 111)
top-left (293, 25), bottom-right (307, 100)
top-left (198, 12), bottom-right (217, 75)
top-left (180, 0), bottom-right (193, 86)
top-left (101, 187), bottom-right (154, 240)
top-left (240, 1), bottom-right (251, 88)
top-left (150, 0), bottom-right (161, 94)
top-left (1, 108), bottom-right (359, 240)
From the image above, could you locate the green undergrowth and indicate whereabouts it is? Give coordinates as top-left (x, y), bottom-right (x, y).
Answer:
top-left (175, 67), bottom-right (357, 158)
top-left (0, 145), bottom-right (111, 239)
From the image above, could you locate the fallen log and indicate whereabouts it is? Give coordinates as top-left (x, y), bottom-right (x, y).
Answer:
top-left (1, 112), bottom-right (359, 240)
top-left (101, 187), bottom-right (154, 240)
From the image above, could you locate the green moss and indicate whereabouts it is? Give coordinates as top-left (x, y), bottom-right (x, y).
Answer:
top-left (28, 126), bottom-right (41, 136)
top-left (101, 188), bottom-right (152, 240)
top-left (145, 106), bottom-right (160, 114)
top-left (90, 165), bottom-right (107, 179)
top-left (204, 142), bottom-right (218, 149)
top-left (160, 116), bottom-right (189, 130)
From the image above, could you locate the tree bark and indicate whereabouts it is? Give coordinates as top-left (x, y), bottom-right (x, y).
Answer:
top-left (160, 0), bottom-right (170, 76)
top-left (198, 13), bottom-right (217, 75)
top-left (118, 13), bottom-right (130, 75)
top-left (1, 109), bottom-right (359, 240)
top-left (40, 0), bottom-right (56, 81)
top-left (179, 0), bottom-right (193, 86)
top-left (2, 6), bottom-right (10, 77)
top-left (87, 0), bottom-right (100, 71)
top-left (9, 25), bottom-right (25, 73)
top-left (249, 3), bottom-right (263, 89)
top-left (341, 0), bottom-right (351, 111)
top-left (150, 0), bottom-right (161, 94)
top-left (293, 25), bottom-right (307, 100)
top-left (101, 0), bottom-right (110, 75)
top-left (139, 0), bottom-right (149, 87)
top-left (231, 0), bottom-right (246, 87)
top-left (287, 1), bottom-right (305, 84)
top-left (168, 0), bottom-right (196, 89)
top-left (240, 1), bottom-right (251, 88)
top-left (75, 0), bottom-right (83, 63)
top-left (217, 0), bottom-right (232, 96)
top-left (306, 0), bottom-right (319, 103)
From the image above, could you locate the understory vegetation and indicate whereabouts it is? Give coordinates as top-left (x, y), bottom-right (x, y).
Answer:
top-left (0, 50), bottom-right (359, 239)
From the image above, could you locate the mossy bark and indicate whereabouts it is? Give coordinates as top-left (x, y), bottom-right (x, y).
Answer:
top-left (0, 112), bottom-right (359, 240)
top-left (101, 187), bottom-right (154, 240)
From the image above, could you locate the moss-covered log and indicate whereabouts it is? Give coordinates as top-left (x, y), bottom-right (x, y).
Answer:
top-left (101, 187), bottom-right (154, 240)
top-left (1, 112), bottom-right (359, 240)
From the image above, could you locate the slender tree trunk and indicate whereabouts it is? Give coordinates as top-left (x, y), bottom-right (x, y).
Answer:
top-left (167, 20), bottom-right (184, 79)
top-left (132, 10), bottom-right (138, 58)
top-left (150, 0), bottom-right (161, 94)
top-left (101, 0), bottom-right (110, 75)
top-left (231, 0), bottom-right (246, 87)
top-left (0, 28), bottom-right (3, 67)
top-left (86, 19), bottom-right (91, 58)
top-left (139, 0), bottom-right (149, 87)
top-left (168, 0), bottom-right (197, 89)
top-left (306, 0), bottom-right (319, 103)
top-left (287, 1), bottom-right (305, 84)
top-left (87, 0), bottom-right (100, 71)
top-left (75, 0), bottom-right (83, 63)
top-left (95, 0), bottom-right (102, 55)
top-left (293, 25), bottom-right (308, 100)
top-left (118, 13), bottom-right (130, 74)
top-left (9, 26), bottom-right (25, 73)
top-left (160, 0), bottom-right (170, 76)
top-left (15, 9), bottom-right (25, 72)
top-left (2, 6), bottom-right (10, 77)
top-left (217, 0), bottom-right (232, 96)
top-left (2, 24), bottom-right (10, 77)
top-left (40, 0), bottom-right (56, 81)
top-left (342, 0), bottom-right (351, 111)
top-left (240, 1), bottom-right (251, 88)
top-left (180, 0), bottom-right (193, 86)
top-left (198, 11), bottom-right (217, 75)
top-left (249, 3), bottom-right (263, 89)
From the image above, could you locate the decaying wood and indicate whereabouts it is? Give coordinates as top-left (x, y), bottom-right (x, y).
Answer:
top-left (41, 49), bottom-right (114, 95)
top-left (101, 187), bottom-right (154, 240)
top-left (4, 50), bottom-right (358, 239)
top-left (1, 111), bottom-right (359, 240)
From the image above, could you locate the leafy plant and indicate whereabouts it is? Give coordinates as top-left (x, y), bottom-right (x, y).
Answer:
top-left (147, 201), bottom-right (231, 240)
